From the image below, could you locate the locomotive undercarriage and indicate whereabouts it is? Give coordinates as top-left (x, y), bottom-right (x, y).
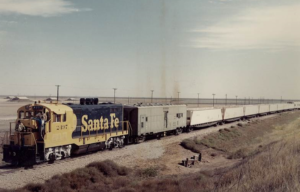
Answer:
top-left (105, 136), bottom-right (125, 149)
top-left (45, 145), bottom-right (72, 162)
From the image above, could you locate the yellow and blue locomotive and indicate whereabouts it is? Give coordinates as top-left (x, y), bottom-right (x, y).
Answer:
top-left (2, 98), bottom-right (129, 165)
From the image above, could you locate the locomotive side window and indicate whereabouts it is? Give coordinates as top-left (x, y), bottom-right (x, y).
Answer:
top-left (53, 113), bottom-right (56, 122)
top-left (57, 115), bottom-right (62, 122)
top-left (25, 111), bottom-right (31, 118)
top-left (19, 111), bottom-right (24, 119)
top-left (53, 113), bottom-right (61, 122)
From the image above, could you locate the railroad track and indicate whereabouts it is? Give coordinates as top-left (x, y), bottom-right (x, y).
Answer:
top-left (0, 149), bottom-right (107, 176)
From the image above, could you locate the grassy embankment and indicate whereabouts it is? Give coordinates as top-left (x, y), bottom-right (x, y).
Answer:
top-left (181, 111), bottom-right (300, 191)
top-left (4, 111), bottom-right (300, 192)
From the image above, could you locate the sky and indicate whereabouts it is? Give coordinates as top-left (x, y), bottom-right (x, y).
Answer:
top-left (0, 0), bottom-right (299, 100)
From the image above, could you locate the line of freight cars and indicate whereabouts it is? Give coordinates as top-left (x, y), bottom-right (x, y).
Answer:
top-left (187, 102), bottom-right (300, 129)
top-left (126, 102), bottom-right (300, 139)
top-left (2, 99), bottom-right (300, 165)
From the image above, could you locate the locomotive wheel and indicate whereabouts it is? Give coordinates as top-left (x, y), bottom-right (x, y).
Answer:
top-left (175, 128), bottom-right (182, 135)
top-left (186, 127), bottom-right (193, 132)
top-left (156, 134), bottom-right (161, 140)
top-left (109, 143), bottom-right (114, 150)
top-left (140, 136), bottom-right (146, 143)
top-left (134, 137), bottom-right (139, 144)
top-left (48, 153), bottom-right (56, 164)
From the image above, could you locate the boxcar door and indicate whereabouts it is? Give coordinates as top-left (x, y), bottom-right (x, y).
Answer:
top-left (164, 111), bottom-right (168, 128)
top-left (140, 115), bottom-right (146, 129)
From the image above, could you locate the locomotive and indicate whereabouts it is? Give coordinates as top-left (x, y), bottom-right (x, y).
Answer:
top-left (2, 98), bottom-right (129, 165)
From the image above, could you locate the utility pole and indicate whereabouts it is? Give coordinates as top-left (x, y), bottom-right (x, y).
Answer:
top-left (113, 88), bottom-right (117, 103)
top-left (128, 96), bottom-right (129, 104)
top-left (212, 94), bottom-right (215, 107)
top-left (178, 92), bottom-right (180, 104)
top-left (225, 94), bottom-right (227, 106)
top-left (151, 90), bottom-right (154, 103)
top-left (236, 96), bottom-right (238, 105)
top-left (55, 85), bottom-right (60, 102)
top-left (198, 93), bottom-right (200, 107)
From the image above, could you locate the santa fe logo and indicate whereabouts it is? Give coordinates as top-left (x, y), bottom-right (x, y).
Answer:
top-left (81, 113), bottom-right (120, 132)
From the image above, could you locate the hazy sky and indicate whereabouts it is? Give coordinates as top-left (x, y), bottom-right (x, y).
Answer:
top-left (0, 0), bottom-right (299, 99)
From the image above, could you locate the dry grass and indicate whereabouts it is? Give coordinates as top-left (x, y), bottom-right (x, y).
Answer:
top-left (10, 160), bottom-right (131, 192)
top-left (215, 138), bottom-right (300, 192)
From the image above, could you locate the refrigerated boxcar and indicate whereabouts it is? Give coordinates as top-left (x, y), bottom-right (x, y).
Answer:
top-left (124, 104), bottom-right (186, 143)
top-left (187, 108), bottom-right (222, 127)
top-left (223, 106), bottom-right (244, 122)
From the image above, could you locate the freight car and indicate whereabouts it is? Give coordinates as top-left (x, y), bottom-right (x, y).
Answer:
top-left (124, 103), bottom-right (186, 143)
top-left (187, 103), bottom-right (299, 128)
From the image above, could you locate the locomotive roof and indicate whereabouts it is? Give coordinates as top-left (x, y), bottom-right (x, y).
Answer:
top-left (64, 103), bottom-right (123, 108)
top-left (124, 103), bottom-right (186, 109)
top-left (17, 103), bottom-right (74, 115)
top-left (39, 103), bottom-right (73, 114)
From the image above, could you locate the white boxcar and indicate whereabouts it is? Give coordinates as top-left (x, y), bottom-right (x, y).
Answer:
top-left (283, 103), bottom-right (290, 111)
top-left (259, 105), bottom-right (269, 114)
top-left (293, 102), bottom-right (300, 109)
top-left (124, 104), bottom-right (187, 137)
top-left (269, 104), bottom-right (278, 113)
top-left (286, 103), bottom-right (294, 110)
top-left (244, 105), bottom-right (259, 117)
top-left (223, 107), bottom-right (244, 121)
top-left (187, 108), bottom-right (222, 126)
top-left (277, 103), bottom-right (285, 111)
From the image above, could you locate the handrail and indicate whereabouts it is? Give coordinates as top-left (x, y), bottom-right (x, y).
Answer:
top-left (1, 131), bottom-right (9, 145)
top-left (31, 132), bottom-right (38, 154)
top-left (10, 122), bottom-right (16, 136)
top-left (125, 121), bottom-right (133, 133)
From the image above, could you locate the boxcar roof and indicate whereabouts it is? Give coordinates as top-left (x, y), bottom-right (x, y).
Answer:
top-left (124, 104), bottom-right (186, 109)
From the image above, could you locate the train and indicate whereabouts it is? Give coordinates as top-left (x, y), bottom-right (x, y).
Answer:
top-left (2, 98), bottom-right (300, 165)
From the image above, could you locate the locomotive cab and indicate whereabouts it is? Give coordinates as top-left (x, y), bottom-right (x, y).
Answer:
top-left (2, 102), bottom-right (63, 165)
